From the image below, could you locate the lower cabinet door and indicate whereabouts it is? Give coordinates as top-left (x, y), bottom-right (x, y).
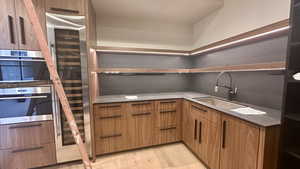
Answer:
top-left (0, 143), bottom-right (56, 169)
top-left (202, 119), bottom-right (221, 169)
top-left (128, 102), bottom-right (155, 148)
top-left (220, 115), bottom-right (260, 169)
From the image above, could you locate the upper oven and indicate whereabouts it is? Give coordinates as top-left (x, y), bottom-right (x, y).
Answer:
top-left (0, 50), bottom-right (50, 83)
top-left (0, 86), bottom-right (53, 124)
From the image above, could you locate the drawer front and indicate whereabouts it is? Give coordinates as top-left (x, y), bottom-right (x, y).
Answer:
top-left (0, 143), bottom-right (56, 169)
top-left (158, 126), bottom-right (180, 144)
top-left (159, 100), bottom-right (178, 111)
top-left (95, 134), bottom-right (127, 155)
top-left (94, 103), bottom-right (123, 117)
top-left (158, 100), bottom-right (181, 128)
top-left (191, 104), bottom-right (220, 124)
top-left (0, 121), bottom-right (55, 149)
top-left (94, 115), bottom-right (125, 139)
top-left (129, 101), bottom-right (154, 113)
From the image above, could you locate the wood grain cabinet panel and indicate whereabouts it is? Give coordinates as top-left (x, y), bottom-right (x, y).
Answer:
top-left (127, 101), bottom-right (155, 148)
top-left (15, 0), bottom-right (46, 50)
top-left (220, 114), bottom-right (260, 169)
top-left (155, 99), bottom-right (182, 144)
top-left (46, 0), bottom-right (85, 16)
top-left (93, 103), bottom-right (129, 155)
top-left (0, 143), bottom-right (56, 169)
top-left (0, 121), bottom-right (55, 150)
top-left (0, 0), bottom-right (46, 50)
top-left (0, 0), bottom-right (18, 50)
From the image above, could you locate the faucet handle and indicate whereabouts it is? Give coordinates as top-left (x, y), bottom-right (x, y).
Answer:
top-left (234, 87), bottom-right (238, 94)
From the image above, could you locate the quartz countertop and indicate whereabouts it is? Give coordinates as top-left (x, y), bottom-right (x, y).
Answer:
top-left (94, 92), bottom-right (281, 127)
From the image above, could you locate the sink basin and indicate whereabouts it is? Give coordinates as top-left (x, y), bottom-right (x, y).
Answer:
top-left (193, 97), bottom-right (246, 110)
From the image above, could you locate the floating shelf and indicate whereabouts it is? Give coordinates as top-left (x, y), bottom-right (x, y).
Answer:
top-left (189, 61), bottom-right (286, 73)
top-left (285, 114), bottom-right (300, 122)
top-left (94, 62), bottom-right (286, 74)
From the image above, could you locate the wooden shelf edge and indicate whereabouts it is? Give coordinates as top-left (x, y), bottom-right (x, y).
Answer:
top-left (93, 68), bottom-right (190, 74)
top-left (93, 19), bottom-right (289, 56)
top-left (189, 61), bottom-right (286, 73)
top-left (93, 61), bottom-right (286, 74)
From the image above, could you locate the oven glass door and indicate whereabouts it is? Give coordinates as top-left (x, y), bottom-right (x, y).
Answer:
top-left (0, 93), bottom-right (53, 118)
top-left (0, 58), bottom-right (50, 82)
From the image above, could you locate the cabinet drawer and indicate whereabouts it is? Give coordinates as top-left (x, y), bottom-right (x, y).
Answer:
top-left (129, 101), bottom-right (154, 113)
top-left (0, 143), bottom-right (56, 169)
top-left (94, 115), bottom-right (125, 139)
top-left (95, 133), bottom-right (127, 155)
top-left (159, 110), bottom-right (178, 127)
top-left (94, 103), bottom-right (123, 117)
top-left (158, 126), bottom-right (180, 144)
top-left (191, 104), bottom-right (220, 124)
top-left (0, 121), bottom-right (54, 149)
top-left (159, 100), bottom-right (178, 111)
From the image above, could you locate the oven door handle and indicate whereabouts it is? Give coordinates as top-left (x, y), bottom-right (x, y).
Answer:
top-left (0, 96), bottom-right (48, 100)
top-left (0, 58), bottom-right (45, 62)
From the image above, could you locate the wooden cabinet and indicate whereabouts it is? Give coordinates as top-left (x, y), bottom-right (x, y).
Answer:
top-left (188, 103), bottom-right (221, 169)
top-left (15, 0), bottom-right (46, 50)
top-left (128, 101), bottom-right (155, 148)
top-left (0, 143), bottom-right (56, 169)
top-left (46, 0), bottom-right (85, 16)
top-left (155, 99), bottom-right (182, 144)
top-left (0, 0), bottom-right (18, 50)
top-left (0, 121), bottom-right (55, 149)
top-left (0, 121), bottom-right (56, 169)
top-left (94, 103), bottom-right (128, 155)
top-left (220, 114), bottom-right (260, 169)
top-left (0, 0), bottom-right (46, 50)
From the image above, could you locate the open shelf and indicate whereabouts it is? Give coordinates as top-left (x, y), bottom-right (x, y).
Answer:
top-left (285, 114), bottom-right (300, 122)
top-left (285, 147), bottom-right (300, 160)
top-left (189, 61), bottom-right (285, 73)
top-left (94, 62), bottom-right (286, 74)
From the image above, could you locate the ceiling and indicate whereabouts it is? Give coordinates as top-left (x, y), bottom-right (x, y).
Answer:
top-left (92, 0), bottom-right (224, 24)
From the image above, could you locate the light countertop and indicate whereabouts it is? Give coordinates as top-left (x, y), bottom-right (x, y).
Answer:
top-left (94, 92), bottom-right (281, 127)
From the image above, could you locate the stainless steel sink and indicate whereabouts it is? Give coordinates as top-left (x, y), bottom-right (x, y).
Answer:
top-left (193, 97), bottom-right (246, 110)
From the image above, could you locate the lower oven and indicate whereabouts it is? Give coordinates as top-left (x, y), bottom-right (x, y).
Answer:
top-left (0, 86), bottom-right (53, 124)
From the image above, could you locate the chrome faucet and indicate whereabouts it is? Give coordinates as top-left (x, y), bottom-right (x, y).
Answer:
top-left (214, 71), bottom-right (238, 101)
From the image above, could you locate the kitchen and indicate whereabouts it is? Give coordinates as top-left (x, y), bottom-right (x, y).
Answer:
top-left (0, 0), bottom-right (297, 169)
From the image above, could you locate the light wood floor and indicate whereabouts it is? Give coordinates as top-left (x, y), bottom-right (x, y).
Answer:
top-left (44, 143), bottom-right (206, 169)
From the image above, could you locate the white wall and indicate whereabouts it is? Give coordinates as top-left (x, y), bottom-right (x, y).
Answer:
top-left (96, 0), bottom-right (291, 50)
top-left (97, 17), bottom-right (193, 50)
top-left (193, 0), bottom-right (291, 48)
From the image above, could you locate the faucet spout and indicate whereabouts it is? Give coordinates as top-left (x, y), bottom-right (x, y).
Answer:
top-left (215, 71), bottom-right (237, 100)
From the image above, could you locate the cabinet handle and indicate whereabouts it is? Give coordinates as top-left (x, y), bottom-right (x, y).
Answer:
top-left (222, 121), bottom-right (227, 148)
top-left (199, 121), bottom-right (202, 144)
top-left (192, 105), bottom-right (207, 112)
top-left (132, 102), bottom-right (151, 106)
top-left (100, 134), bottom-right (122, 139)
top-left (99, 115), bottom-right (122, 120)
top-left (160, 100), bottom-right (176, 104)
top-left (132, 112), bottom-right (151, 116)
top-left (160, 126), bottom-right (177, 131)
top-left (12, 146), bottom-right (43, 153)
top-left (99, 105), bottom-right (121, 108)
top-left (50, 7), bottom-right (80, 14)
top-left (160, 110), bottom-right (176, 114)
top-left (19, 17), bottom-right (26, 45)
top-left (9, 123), bottom-right (42, 129)
top-left (194, 119), bottom-right (198, 140)
top-left (8, 15), bottom-right (15, 44)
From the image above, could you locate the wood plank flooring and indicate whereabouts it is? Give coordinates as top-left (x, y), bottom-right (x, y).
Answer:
top-left (43, 143), bottom-right (206, 169)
